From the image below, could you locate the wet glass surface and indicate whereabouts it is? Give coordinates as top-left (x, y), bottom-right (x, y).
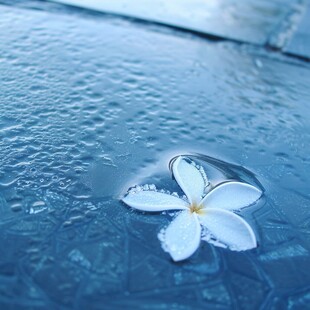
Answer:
top-left (0, 1), bottom-right (310, 309)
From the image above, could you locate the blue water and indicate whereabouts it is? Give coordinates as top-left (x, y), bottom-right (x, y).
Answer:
top-left (0, 1), bottom-right (310, 309)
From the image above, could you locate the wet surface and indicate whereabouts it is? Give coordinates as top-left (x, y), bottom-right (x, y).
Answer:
top-left (50, 0), bottom-right (303, 45)
top-left (285, 4), bottom-right (310, 59)
top-left (0, 1), bottom-right (310, 309)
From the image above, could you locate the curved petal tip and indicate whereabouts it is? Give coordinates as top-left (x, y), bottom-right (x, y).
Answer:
top-left (172, 156), bottom-right (208, 204)
top-left (199, 208), bottom-right (257, 251)
top-left (122, 189), bottom-right (188, 212)
top-left (159, 210), bottom-right (201, 261)
top-left (201, 181), bottom-right (262, 211)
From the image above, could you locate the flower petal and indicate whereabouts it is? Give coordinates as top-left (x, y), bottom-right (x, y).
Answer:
top-left (200, 181), bottom-right (262, 211)
top-left (172, 156), bottom-right (207, 204)
top-left (199, 208), bottom-right (257, 250)
top-left (161, 210), bottom-right (201, 261)
top-left (122, 190), bottom-right (188, 212)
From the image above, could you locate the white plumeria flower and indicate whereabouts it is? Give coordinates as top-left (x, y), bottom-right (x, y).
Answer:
top-left (122, 156), bottom-right (262, 262)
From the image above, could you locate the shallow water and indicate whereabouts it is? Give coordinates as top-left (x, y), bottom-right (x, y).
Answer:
top-left (0, 2), bottom-right (310, 309)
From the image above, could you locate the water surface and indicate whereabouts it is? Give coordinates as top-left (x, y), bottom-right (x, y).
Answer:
top-left (0, 2), bottom-right (310, 309)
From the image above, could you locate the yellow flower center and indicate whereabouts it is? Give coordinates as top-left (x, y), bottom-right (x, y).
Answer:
top-left (189, 203), bottom-right (205, 215)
